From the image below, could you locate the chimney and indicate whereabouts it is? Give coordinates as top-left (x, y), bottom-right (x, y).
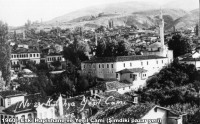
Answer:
top-left (58, 94), bottom-right (63, 116)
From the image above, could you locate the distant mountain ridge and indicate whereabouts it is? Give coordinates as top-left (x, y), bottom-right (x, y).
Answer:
top-left (14, 1), bottom-right (200, 31)
top-left (167, 9), bottom-right (199, 30)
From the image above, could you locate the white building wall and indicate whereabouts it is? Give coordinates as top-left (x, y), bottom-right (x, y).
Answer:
top-left (11, 53), bottom-right (41, 64)
top-left (4, 96), bottom-right (24, 108)
top-left (81, 58), bottom-right (168, 79)
top-left (36, 105), bottom-right (55, 119)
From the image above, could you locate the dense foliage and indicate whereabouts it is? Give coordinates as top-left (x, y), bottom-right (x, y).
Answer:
top-left (168, 34), bottom-right (192, 58)
top-left (96, 37), bottom-right (132, 57)
top-left (136, 60), bottom-right (199, 106)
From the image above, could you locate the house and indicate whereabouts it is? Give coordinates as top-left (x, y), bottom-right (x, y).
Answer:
top-left (0, 90), bottom-right (26, 108)
top-left (0, 92), bottom-right (56, 123)
top-left (116, 68), bottom-right (148, 90)
top-left (91, 102), bottom-right (187, 124)
top-left (44, 53), bottom-right (65, 64)
top-left (179, 58), bottom-right (200, 70)
top-left (11, 48), bottom-right (41, 67)
top-left (178, 50), bottom-right (200, 70)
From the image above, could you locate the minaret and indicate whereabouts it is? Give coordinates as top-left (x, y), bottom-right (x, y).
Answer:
top-left (22, 30), bottom-right (26, 40)
top-left (159, 9), bottom-right (165, 48)
top-left (198, 0), bottom-right (200, 40)
top-left (58, 94), bottom-right (63, 116)
top-left (95, 32), bottom-right (97, 46)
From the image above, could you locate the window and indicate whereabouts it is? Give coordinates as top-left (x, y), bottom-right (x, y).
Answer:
top-left (130, 63), bottom-right (132, 67)
top-left (141, 62), bottom-right (143, 66)
top-left (111, 64), bottom-right (114, 68)
top-left (0, 98), bottom-right (3, 106)
top-left (99, 64), bottom-right (101, 68)
top-left (124, 63), bottom-right (125, 67)
top-left (21, 115), bottom-right (25, 121)
top-left (162, 60), bottom-right (163, 64)
top-left (28, 113), bottom-right (32, 120)
top-left (30, 54), bottom-right (32, 57)
top-left (1, 115), bottom-right (3, 123)
top-left (116, 74), bottom-right (118, 78)
top-left (102, 64), bottom-right (104, 68)
top-left (83, 64), bottom-right (85, 69)
top-left (33, 54), bottom-right (35, 57)
top-left (156, 60), bottom-right (158, 64)
top-left (147, 61), bottom-right (148, 65)
top-left (7, 98), bottom-right (11, 106)
top-left (37, 54), bottom-right (39, 57)
top-left (107, 64), bottom-right (109, 68)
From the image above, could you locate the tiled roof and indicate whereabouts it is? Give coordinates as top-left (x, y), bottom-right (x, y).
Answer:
top-left (83, 55), bottom-right (166, 63)
top-left (0, 90), bottom-right (26, 98)
top-left (180, 57), bottom-right (200, 61)
top-left (116, 68), bottom-right (147, 74)
top-left (106, 81), bottom-right (132, 91)
top-left (91, 103), bottom-right (156, 119)
top-left (11, 48), bottom-right (40, 54)
top-left (91, 81), bottom-right (132, 91)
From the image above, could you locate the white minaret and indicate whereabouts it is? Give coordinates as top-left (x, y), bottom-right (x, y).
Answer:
top-left (95, 32), bottom-right (97, 46)
top-left (198, 0), bottom-right (200, 39)
top-left (22, 30), bottom-right (26, 40)
top-left (58, 94), bottom-right (63, 116)
top-left (159, 9), bottom-right (165, 48)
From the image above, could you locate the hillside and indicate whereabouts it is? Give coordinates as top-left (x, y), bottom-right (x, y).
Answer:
top-left (167, 9), bottom-right (199, 30)
top-left (46, 1), bottom-right (160, 25)
top-left (40, 8), bottom-right (188, 31)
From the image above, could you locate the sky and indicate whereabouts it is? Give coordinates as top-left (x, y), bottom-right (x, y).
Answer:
top-left (0, 0), bottom-right (197, 27)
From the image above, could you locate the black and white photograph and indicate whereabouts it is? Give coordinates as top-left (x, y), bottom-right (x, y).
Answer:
top-left (0, 0), bottom-right (200, 123)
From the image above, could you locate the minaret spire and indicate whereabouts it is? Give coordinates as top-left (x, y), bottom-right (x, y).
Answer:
top-left (198, 0), bottom-right (200, 38)
top-left (159, 7), bottom-right (165, 48)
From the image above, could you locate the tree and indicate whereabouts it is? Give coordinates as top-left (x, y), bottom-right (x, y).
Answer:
top-left (95, 38), bottom-right (106, 57)
top-left (63, 35), bottom-right (89, 68)
top-left (168, 34), bottom-right (192, 58)
top-left (116, 39), bottom-right (131, 56)
top-left (0, 21), bottom-right (11, 87)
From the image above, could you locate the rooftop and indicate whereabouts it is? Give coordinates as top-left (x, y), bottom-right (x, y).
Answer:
top-left (83, 55), bottom-right (166, 63)
top-left (12, 48), bottom-right (40, 54)
top-left (180, 57), bottom-right (200, 61)
top-left (0, 90), bottom-right (26, 98)
top-left (91, 81), bottom-right (132, 91)
top-left (116, 68), bottom-right (147, 74)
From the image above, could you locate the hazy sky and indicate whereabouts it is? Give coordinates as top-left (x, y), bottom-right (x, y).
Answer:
top-left (0, 0), bottom-right (197, 26)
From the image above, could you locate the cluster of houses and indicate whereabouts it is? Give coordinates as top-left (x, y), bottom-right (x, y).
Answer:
top-left (2, 10), bottom-right (200, 124)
